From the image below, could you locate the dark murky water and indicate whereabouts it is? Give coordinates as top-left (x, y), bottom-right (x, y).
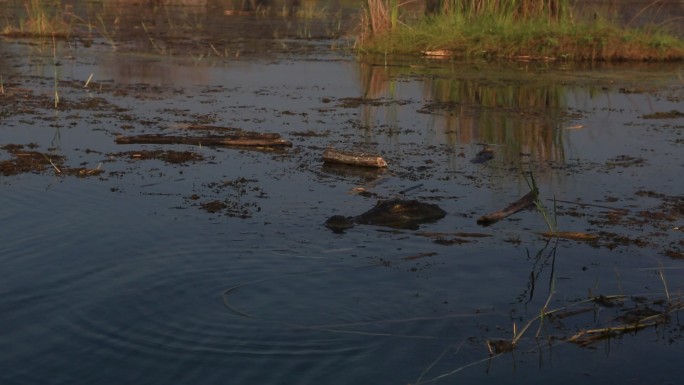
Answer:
top-left (1, 1), bottom-right (683, 384)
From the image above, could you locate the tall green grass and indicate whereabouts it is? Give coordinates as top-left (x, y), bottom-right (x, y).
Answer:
top-left (435, 0), bottom-right (565, 21)
top-left (360, 0), bottom-right (684, 61)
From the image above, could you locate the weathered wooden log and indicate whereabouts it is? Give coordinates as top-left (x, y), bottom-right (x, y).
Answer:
top-left (477, 188), bottom-right (538, 226)
top-left (322, 149), bottom-right (387, 168)
top-left (115, 133), bottom-right (292, 147)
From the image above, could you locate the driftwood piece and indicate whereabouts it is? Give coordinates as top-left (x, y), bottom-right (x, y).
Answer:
top-left (477, 188), bottom-right (538, 226)
top-left (115, 133), bottom-right (292, 148)
top-left (322, 149), bottom-right (387, 168)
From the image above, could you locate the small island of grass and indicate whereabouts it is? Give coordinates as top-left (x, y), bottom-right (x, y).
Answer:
top-left (357, 0), bottom-right (684, 61)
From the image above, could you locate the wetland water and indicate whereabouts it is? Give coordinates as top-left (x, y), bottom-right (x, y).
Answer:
top-left (1, 1), bottom-right (684, 384)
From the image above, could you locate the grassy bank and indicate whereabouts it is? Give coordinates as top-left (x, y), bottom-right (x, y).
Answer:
top-left (357, 0), bottom-right (684, 61)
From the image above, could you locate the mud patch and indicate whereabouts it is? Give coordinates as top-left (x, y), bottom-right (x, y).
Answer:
top-left (641, 110), bottom-right (684, 119)
top-left (560, 190), bottom-right (684, 257)
top-left (0, 145), bottom-right (63, 176)
top-left (200, 200), bottom-right (229, 214)
top-left (110, 150), bottom-right (205, 164)
top-left (0, 143), bottom-right (107, 178)
top-left (191, 177), bottom-right (265, 218)
top-left (604, 154), bottom-right (646, 168)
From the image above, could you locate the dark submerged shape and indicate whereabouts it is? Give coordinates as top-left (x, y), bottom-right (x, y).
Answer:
top-left (325, 199), bottom-right (447, 232)
top-left (470, 146), bottom-right (495, 164)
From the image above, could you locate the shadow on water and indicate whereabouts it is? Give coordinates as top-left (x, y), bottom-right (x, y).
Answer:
top-left (0, 1), bottom-right (683, 385)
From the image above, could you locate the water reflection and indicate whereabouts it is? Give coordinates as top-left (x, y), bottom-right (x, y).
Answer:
top-left (423, 73), bottom-right (566, 166)
top-left (356, 60), bottom-right (568, 169)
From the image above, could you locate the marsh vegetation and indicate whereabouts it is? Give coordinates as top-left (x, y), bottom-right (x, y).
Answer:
top-left (359, 0), bottom-right (684, 60)
top-left (3, 0), bottom-right (683, 61)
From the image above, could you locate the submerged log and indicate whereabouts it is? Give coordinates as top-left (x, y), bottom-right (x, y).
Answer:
top-left (322, 149), bottom-right (387, 168)
top-left (477, 188), bottom-right (538, 226)
top-left (115, 133), bottom-right (292, 148)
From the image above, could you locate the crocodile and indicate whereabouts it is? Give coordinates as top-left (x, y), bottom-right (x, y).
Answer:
top-left (325, 199), bottom-right (446, 232)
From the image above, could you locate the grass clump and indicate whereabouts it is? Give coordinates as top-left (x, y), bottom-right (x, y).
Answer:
top-left (358, 0), bottom-right (684, 61)
top-left (2, 0), bottom-right (71, 37)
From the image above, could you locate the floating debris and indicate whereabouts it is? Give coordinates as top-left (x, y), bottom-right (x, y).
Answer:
top-left (322, 148), bottom-right (387, 168)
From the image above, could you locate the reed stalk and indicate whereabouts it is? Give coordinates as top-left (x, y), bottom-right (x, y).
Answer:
top-left (52, 34), bottom-right (59, 108)
top-left (365, 0), bottom-right (393, 35)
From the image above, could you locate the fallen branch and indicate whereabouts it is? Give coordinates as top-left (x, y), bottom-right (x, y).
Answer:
top-left (115, 133), bottom-right (292, 148)
top-left (477, 189), bottom-right (538, 226)
top-left (322, 149), bottom-right (387, 168)
top-left (537, 231), bottom-right (600, 242)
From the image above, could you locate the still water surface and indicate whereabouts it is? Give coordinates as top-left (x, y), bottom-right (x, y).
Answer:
top-left (1, 2), bottom-right (684, 385)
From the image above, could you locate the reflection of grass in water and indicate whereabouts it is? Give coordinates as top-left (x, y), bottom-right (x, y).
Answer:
top-left (358, 61), bottom-right (392, 99)
top-left (355, 60), bottom-right (568, 167)
top-left (52, 35), bottom-right (59, 108)
top-left (356, 62), bottom-right (401, 132)
top-left (524, 166), bottom-right (556, 232)
top-left (428, 74), bottom-right (567, 175)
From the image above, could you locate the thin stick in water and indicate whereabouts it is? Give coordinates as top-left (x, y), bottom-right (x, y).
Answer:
top-left (399, 183), bottom-right (423, 195)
